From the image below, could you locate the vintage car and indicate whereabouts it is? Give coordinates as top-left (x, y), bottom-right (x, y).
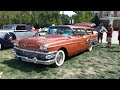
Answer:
top-left (37, 27), bottom-right (49, 36)
top-left (13, 25), bottom-right (98, 67)
top-left (0, 24), bottom-right (36, 50)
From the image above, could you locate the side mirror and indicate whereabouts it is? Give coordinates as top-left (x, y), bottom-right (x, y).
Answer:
top-left (68, 36), bottom-right (72, 39)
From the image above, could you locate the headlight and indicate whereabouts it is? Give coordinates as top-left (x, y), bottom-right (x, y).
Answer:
top-left (14, 43), bottom-right (19, 47)
top-left (39, 45), bottom-right (47, 51)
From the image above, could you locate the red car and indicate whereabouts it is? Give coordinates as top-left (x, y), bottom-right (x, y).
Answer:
top-left (13, 25), bottom-right (98, 67)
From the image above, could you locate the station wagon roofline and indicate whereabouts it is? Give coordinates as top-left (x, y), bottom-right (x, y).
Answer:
top-left (49, 25), bottom-right (93, 29)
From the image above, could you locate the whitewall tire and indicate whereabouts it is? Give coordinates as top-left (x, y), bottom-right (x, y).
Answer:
top-left (0, 43), bottom-right (1, 50)
top-left (54, 50), bottom-right (65, 67)
top-left (88, 42), bottom-right (93, 51)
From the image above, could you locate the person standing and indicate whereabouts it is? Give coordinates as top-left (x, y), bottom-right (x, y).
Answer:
top-left (96, 23), bottom-right (107, 45)
top-left (106, 24), bottom-right (114, 48)
top-left (118, 28), bottom-right (120, 47)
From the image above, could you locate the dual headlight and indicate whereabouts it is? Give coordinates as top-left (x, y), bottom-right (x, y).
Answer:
top-left (14, 43), bottom-right (19, 47)
top-left (39, 45), bottom-right (48, 51)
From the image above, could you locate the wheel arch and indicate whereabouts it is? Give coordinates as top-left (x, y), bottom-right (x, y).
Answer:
top-left (8, 32), bottom-right (16, 40)
top-left (58, 47), bottom-right (68, 59)
top-left (4, 32), bottom-right (16, 41)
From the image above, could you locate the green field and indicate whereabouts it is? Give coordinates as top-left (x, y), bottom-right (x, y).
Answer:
top-left (0, 44), bottom-right (120, 79)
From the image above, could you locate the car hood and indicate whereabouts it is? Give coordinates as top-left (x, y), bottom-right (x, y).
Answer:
top-left (19, 35), bottom-right (68, 44)
top-left (18, 35), bottom-right (69, 50)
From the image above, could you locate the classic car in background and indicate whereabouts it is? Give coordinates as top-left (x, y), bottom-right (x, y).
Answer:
top-left (13, 25), bottom-right (98, 67)
top-left (74, 23), bottom-right (96, 27)
top-left (0, 24), bottom-right (36, 50)
top-left (37, 27), bottom-right (49, 36)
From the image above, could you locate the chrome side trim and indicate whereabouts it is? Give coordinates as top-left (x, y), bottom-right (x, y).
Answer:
top-left (47, 41), bottom-right (86, 48)
top-left (14, 47), bottom-right (57, 54)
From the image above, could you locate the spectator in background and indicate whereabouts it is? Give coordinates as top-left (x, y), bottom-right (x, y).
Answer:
top-left (106, 24), bottom-right (114, 48)
top-left (96, 23), bottom-right (107, 45)
top-left (118, 27), bottom-right (120, 47)
top-left (31, 25), bottom-right (39, 33)
top-left (31, 25), bottom-right (35, 30)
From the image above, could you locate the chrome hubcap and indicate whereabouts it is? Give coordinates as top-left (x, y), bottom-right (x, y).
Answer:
top-left (56, 52), bottom-right (64, 64)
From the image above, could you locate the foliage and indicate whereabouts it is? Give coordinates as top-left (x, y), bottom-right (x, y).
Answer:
top-left (61, 14), bottom-right (70, 25)
top-left (91, 14), bottom-right (101, 27)
top-left (73, 11), bottom-right (94, 23)
top-left (0, 11), bottom-right (62, 28)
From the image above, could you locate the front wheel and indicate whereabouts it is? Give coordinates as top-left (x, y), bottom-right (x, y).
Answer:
top-left (54, 50), bottom-right (65, 67)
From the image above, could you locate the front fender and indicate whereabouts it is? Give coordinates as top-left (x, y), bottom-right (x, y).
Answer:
top-left (0, 38), bottom-right (14, 48)
top-left (0, 32), bottom-right (8, 39)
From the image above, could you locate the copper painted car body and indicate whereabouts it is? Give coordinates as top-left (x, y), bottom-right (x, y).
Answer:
top-left (13, 25), bottom-right (98, 66)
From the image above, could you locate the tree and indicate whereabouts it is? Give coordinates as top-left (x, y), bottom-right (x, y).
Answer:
top-left (91, 14), bottom-right (101, 27)
top-left (61, 14), bottom-right (70, 25)
top-left (0, 11), bottom-right (63, 28)
top-left (73, 11), bottom-right (94, 23)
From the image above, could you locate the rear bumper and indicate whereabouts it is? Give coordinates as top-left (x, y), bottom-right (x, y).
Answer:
top-left (13, 47), bottom-right (57, 65)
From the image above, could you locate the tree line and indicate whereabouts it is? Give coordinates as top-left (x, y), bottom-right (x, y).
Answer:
top-left (0, 11), bottom-right (100, 28)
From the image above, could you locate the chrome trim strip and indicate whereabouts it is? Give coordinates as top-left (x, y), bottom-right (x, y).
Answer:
top-left (14, 53), bottom-right (55, 65)
top-left (14, 47), bottom-right (57, 54)
top-left (48, 41), bottom-right (86, 48)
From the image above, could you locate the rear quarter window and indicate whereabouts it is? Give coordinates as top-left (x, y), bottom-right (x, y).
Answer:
top-left (16, 26), bottom-right (26, 30)
top-left (86, 29), bottom-right (93, 34)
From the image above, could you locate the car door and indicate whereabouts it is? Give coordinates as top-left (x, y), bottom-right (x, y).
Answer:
top-left (86, 28), bottom-right (98, 45)
top-left (75, 29), bottom-right (89, 53)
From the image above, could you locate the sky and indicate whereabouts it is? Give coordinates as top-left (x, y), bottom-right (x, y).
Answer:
top-left (60, 11), bottom-right (76, 16)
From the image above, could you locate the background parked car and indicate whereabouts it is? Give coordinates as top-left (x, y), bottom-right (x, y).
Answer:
top-left (0, 24), bottom-right (36, 50)
top-left (37, 27), bottom-right (49, 36)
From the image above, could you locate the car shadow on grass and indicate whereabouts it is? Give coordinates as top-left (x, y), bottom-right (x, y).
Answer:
top-left (1, 59), bottom-right (53, 73)
top-left (0, 47), bottom-right (13, 51)
top-left (65, 50), bottom-right (88, 61)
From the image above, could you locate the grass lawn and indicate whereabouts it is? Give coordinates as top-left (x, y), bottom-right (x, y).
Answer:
top-left (0, 43), bottom-right (120, 79)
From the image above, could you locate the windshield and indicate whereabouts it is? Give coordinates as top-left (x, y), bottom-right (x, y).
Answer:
top-left (48, 27), bottom-right (73, 36)
top-left (3, 25), bottom-right (15, 30)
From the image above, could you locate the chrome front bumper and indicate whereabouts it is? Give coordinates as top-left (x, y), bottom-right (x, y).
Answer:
top-left (13, 47), bottom-right (57, 65)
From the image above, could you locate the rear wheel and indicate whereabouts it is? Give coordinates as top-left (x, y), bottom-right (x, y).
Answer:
top-left (0, 43), bottom-right (1, 50)
top-left (54, 50), bottom-right (65, 67)
top-left (0, 43), bottom-right (3, 50)
top-left (88, 42), bottom-right (93, 51)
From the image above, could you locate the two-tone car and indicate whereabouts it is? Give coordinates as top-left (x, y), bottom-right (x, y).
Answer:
top-left (13, 25), bottom-right (98, 67)
top-left (0, 24), bottom-right (36, 50)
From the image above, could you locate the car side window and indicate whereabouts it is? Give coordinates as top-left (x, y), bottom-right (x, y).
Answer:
top-left (86, 29), bottom-right (93, 35)
top-left (80, 29), bottom-right (87, 36)
top-left (16, 26), bottom-right (26, 30)
top-left (73, 28), bottom-right (86, 36)
top-left (74, 29), bottom-right (81, 36)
